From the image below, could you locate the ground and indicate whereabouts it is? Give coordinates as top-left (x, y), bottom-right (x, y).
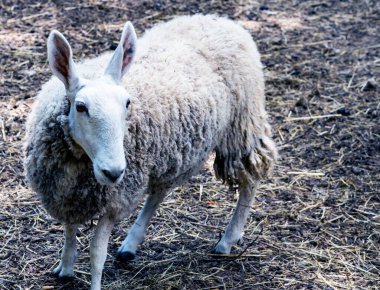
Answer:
top-left (0, 0), bottom-right (379, 289)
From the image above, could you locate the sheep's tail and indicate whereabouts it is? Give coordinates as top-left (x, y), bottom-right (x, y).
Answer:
top-left (213, 123), bottom-right (278, 186)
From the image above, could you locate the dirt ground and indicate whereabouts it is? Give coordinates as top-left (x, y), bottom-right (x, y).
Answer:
top-left (0, 0), bottom-right (379, 289)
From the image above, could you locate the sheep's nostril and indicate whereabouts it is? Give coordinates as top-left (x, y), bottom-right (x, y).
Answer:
top-left (102, 169), bottom-right (124, 183)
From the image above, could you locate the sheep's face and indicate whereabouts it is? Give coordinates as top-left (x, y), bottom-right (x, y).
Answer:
top-left (67, 80), bottom-right (131, 184)
top-left (47, 22), bottom-right (137, 185)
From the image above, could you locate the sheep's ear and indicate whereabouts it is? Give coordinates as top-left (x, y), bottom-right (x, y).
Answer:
top-left (47, 30), bottom-right (79, 91)
top-left (105, 22), bottom-right (137, 83)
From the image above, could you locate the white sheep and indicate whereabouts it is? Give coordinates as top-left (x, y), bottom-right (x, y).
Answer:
top-left (24, 15), bottom-right (277, 290)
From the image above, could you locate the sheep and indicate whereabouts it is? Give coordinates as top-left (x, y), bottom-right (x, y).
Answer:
top-left (24, 14), bottom-right (277, 290)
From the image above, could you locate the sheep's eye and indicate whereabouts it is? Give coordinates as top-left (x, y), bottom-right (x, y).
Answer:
top-left (126, 99), bottom-right (131, 109)
top-left (76, 102), bottom-right (87, 113)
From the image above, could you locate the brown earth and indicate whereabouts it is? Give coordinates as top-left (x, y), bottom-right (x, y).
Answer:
top-left (0, 0), bottom-right (379, 289)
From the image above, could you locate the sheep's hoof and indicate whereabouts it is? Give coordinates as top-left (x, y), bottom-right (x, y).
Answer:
top-left (117, 251), bottom-right (136, 263)
top-left (210, 248), bottom-right (225, 256)
top-left (210, 243), bottom-right (231, 256)
top-left (52, 266), bottom-right (75, 281)
top-left (52, 271), bottom-right (75, 282)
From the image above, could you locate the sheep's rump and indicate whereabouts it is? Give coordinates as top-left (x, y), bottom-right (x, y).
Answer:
top-left (126, 15), bottom-right (277, 187)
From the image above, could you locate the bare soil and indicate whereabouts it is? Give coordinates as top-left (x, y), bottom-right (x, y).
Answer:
top-left (0, 0), bottom-right (379, 289)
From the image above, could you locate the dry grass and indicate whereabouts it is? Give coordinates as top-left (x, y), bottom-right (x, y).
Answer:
top-left (0, 0), bottom-right (379, 289)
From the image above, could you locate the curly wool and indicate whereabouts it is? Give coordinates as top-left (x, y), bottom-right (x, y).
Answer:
top-left (24, 15), bottom-right (277, 224)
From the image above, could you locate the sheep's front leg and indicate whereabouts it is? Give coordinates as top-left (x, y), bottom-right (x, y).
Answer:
top-left (117, 191), bottom-right (166, 262)
top-left (212, 179), bottom-right (259, 254)
top-left (90, 215), bottom-right (115, 290)
top-left (52, 224), bottom-right (78, 279)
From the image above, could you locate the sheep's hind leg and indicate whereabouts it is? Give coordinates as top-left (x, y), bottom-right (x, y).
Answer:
top-left (212, 177), bottom-right (259, 255)
top-left (52, 224), bottom-right (78, 280)
top-left (117, 191), bottom-right (166, 262)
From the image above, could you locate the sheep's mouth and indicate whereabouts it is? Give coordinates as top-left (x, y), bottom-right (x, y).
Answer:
top-left (93, 166), bottom-right (124, 185)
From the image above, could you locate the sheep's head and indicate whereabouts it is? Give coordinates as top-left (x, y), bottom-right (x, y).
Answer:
top-left (47, 22), bottom-right (137, 185)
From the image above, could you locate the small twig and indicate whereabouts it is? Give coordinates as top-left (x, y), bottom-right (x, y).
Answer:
top-left (286, 114), bottom-right (342, 121)
top-left (279, 127), bottom-right (313, 146)
top-left (234, 227), bottom-right (263, 259)
top-left (0, 119), bottom-right (6, 141)
top-left (0, 251), bottom-right (11, 260)
top-left (287, 171), bottom-right (325, 176)
top-left (82, 219), bottom-right (95, 233)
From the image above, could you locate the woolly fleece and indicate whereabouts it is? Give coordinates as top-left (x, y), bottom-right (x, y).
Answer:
top-left (24, 15), bottom-right (277, 224)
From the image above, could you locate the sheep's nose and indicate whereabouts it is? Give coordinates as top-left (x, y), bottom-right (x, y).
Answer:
top-left (102, 168), bottom-right (124, 183)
